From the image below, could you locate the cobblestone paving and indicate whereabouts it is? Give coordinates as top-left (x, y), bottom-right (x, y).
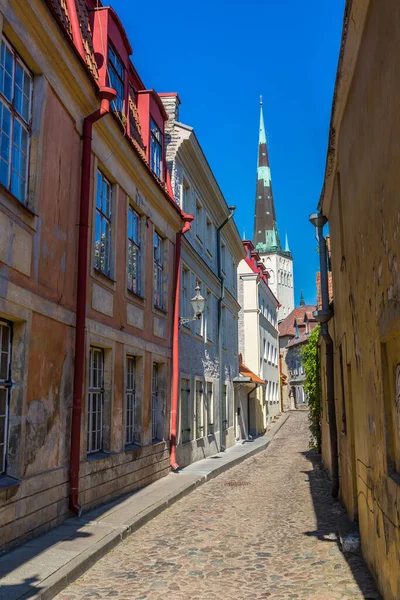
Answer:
top-left (56, 412), bottom-right (380, 600)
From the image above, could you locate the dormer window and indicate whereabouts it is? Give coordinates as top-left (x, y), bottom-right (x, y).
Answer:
top-left (150, 118), bottom-right (162, 179)
top-left (108, 44), bottom-right (125, 113)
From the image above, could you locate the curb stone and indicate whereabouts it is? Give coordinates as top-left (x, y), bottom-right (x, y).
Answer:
top-left (17, 412), bottom-right (291, 600)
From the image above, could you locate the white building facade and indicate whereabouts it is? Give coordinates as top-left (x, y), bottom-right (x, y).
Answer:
top-left (237, 241), bottom-right (280, 438)
top-left (161, 93), bottom-right (244, 467)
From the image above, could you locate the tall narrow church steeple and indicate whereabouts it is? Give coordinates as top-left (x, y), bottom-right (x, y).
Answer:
top-left (253, 98), bottom-right (281, 253)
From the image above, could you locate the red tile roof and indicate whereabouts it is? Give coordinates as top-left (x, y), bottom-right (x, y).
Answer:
top-left (239, 363), bottom-right (265, 385)
top-left (278, 305), bottom-right (317, 337)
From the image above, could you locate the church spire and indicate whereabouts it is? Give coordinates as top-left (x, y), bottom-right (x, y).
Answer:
top-left (253, 99), bottom-right (281, 253)
top-left (284, 230), bottom-right (290, 252)
top-left (300, 290), bottom-right (305, 306)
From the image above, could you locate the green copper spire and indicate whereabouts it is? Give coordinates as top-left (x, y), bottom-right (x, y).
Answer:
top-left (284, 230), bottom-right (290, 252)
top-left (300, 290), bottom-right (305, 306)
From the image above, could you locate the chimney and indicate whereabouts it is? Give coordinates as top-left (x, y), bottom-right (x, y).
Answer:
top-left (159, 92), bottom-right (181, 128)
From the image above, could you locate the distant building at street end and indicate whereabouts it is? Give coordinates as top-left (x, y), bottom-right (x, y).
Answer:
top-left (279, 296), bottom-right (318, 411)
top-left (252, 99), bottom-right (294, 321)
top-left (161, 93), bottom-right (244, 467)
top-left (236, 240), bottom-right (280, 439)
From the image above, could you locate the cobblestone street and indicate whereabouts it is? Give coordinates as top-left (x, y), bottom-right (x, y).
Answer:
top-left (55, 412), bottom-right (380, 600)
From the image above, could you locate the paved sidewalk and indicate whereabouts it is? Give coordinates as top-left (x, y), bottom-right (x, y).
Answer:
top-left (0, 413), bottom-right (289, 600)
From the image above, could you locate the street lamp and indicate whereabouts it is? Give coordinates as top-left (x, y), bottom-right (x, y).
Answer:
top-left (179, 283), bottom-right (206, 326)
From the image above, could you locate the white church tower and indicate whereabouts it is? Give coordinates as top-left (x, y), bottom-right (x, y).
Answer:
top-left (253, 99), bottom-right (294, 321)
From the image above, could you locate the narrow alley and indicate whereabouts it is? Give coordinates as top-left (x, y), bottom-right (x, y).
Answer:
top-left (56, 413), bottom-right (379, 600)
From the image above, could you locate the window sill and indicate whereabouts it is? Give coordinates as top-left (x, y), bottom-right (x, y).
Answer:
top-left (154, 305), bottom-right (168, 317)
top-left (0, 184), bottom-right (38, 231)
top-left (0, 475), bottom-right (21, 492)
top-left (92, 268), bottom-right (116, 291)
top-left (195, 236), bottom-right (203, 247)
top-left (206, 249), bottom-right (213, 260)
top-left (127, 289), bottom-right (145, 304)
top-left (125, 442), bottom-right (142, 454)
top-left (87, 451), bottom-right (111, 463)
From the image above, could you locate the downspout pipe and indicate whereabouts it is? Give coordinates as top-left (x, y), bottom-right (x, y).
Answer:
top-left (170, 213), bottom-right (194, 471)
top-left (309, 212), bottom-right (339, 498)
top-left (65, 0), bottom-right (86, 61)
top-left (217, 206), bottom-right (236, 452)
top-left (69, 86), bottom-right (117, 516)
top-left (247, 384), bottom-right (258, 440)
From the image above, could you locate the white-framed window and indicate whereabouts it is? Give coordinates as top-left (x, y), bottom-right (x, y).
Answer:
top-left (206, 216), bottom-right (213, 255)
top-left (0, 320), bottom-right (12, 475)
top-left (108, 44), bottom-right (125, 113)
top-left (127, 206), bottom-right (141, 294)
top-left (182, 180), bottom-right (190, 212)
top-left (150, 118), bottom-right (162, 179)
top-left (195, 281), bottom-right (204, 337)
top-left (94, 170), bottom-right (112, 276)
top-left (125, 355), bottom-right (137, 445)
top-left (206, 381), bottom-right (214, 435)
top-left (0, 38), bottom-right (32, 204)
top-left (195, 379), bottom-right (204, 439)
top-left (195, 200), bottom-right (203, 242)
top-left (221, 242), bottom-right (226, 274)
top-left (180, 378), bottom-right (191, 443)
top-left (205, 290), bottom-right (212, 341)
top-left (151, 363), bottom-right (159, 440)
top-left (222, 306), bottom-right (227, 349)
top-left (87, 347), bottom-right (104, 454)
top-left (181, 266), bottom-right (190, 328)
top-left (153, 232), bottom-right (164, 309)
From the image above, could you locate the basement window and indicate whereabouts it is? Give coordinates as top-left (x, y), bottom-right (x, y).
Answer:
top-left (0, 38), bottom-right (32, 204)
top-left (0, 320), bottom-right (12, 476)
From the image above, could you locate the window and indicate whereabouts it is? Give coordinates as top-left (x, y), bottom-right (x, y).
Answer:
top-left (87, 348), bottom-right (104, 454)
top-left (222, 384), bottom-right (228, 430)
top-left (127, 206), bottom-right (141, 294)
top-left (126, 356), bottom-right (138, 445)
top-left (150, 118), bottom-right (162, 179)
top-left (195, 282), bottom-right (203, 337)
top-left (151, 363), bottom-right (159, 440)
top-left (195, 200), bottom-right (202, 242)
top-left (108, 44), bottom-right (125, 113)
top-left (182, 181), bottom-right (190, 212)
top-left (206, 381), bottom-right (214, 435)
top-left (221, 242), bottom-right (226, 274)
top-left (222, 306), bottom-right (227, 349)
top-left (180, 378), bottom-right (191, 443)
top-left (0, 320), bottom-right (12, 475)
top-left (153, 232), bottom-right (164, 309)
top-left (181, 266), bottom-right (190, 328)
top-left (232, 261), bottom-right (236, 291)
top-left (0, 38), bottom-right (32, 203)
top-left (206, 290), bottom-right (212, 341)
top-left (206, 216), bottom-right (213, 255)
top-left (94, 171), bottom-right (112, 276)
top-left (195, 380), bottom-right (204, 439)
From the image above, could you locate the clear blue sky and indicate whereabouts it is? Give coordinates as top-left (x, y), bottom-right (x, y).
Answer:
top-left (111, 0), bottom-right (345, 306)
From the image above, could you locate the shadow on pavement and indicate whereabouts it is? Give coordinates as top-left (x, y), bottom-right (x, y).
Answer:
top-left (301, 449), bottom-right (381, 600)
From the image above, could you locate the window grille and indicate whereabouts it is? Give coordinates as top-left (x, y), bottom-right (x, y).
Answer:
top-left (94, 171), bottom-right (112, 276)
top-left (126, 356), bottom-right (136, 445)
top-left (108, 44), bottom-right (125, 113)
top-left (152, 363), bottom-right (159, 440)
top-left (87, 347), bottom-right (104, 454)
top-left (153, 232), bottom-right (164, 309)
top-left (0, 38), bottom-right (32, 203)
top-left (150, 118), bottom-right (162, 179)
top-left (127, 206), bottom-right (141, 294)
top-left (0, 320), bottom-right (12, 475)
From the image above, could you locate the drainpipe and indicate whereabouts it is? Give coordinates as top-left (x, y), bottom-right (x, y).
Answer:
top-left (170, 213), bottom-right (194, 471)
top-left (69, 86), bottom-right (117, 516)
top-left (247, 384), bottom-right (258, 440)
top-left (309, 212), bottom-right (339, 498)
top-left (65, 0), bottom-right (86, 61)
top-left (217, 206), bottom-right (236, 452)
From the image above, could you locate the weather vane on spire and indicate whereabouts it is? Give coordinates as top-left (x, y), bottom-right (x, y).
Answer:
top-left (260, 94), bottom-right (263, 105)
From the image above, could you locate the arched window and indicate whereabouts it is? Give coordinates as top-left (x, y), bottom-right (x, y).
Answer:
top-left (269, 269), bottom-right (275, 284)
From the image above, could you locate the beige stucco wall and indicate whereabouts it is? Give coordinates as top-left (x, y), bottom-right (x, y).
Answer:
top-left (320, 2), bottom-right (400, 597)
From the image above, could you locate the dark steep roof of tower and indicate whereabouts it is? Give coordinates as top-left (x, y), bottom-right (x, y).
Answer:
top-left (253, 99), bottom-right (285, 255)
